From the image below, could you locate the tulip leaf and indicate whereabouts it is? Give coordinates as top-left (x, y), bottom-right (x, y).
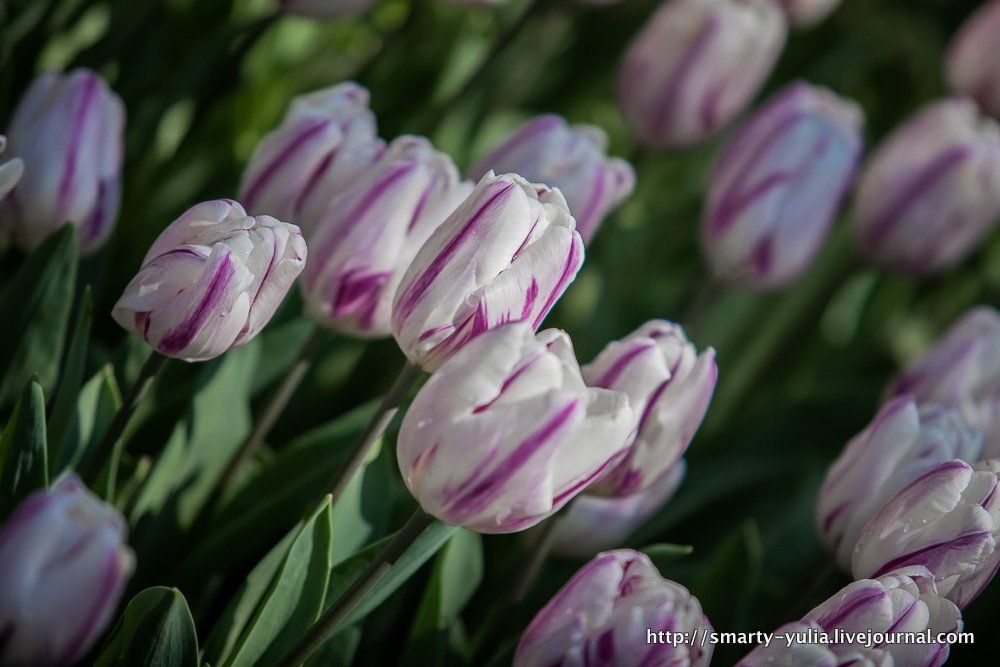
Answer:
top-left (0, 225), bottom-right (77, 407)
top-left (691, 520), bottom-right (763, 634)
top-left (52, 364), bottom-right (122, 477)
top-left (47, 286), bottom-right (93, 456)
top-left (641, 543), bottom-right (695, 571)
top-left (94, 586), bottom-right (198, 667)
top-left (401, 529), bottom-right (484, 665)
top-left (0, 380), bottom-right (48, 519)
top-left (214, 496), bottom-right (334, 667)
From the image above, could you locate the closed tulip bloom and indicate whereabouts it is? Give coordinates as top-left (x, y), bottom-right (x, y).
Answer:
top-left (113, 199), bottom-right (307, 362)
top-left (853, 99), bottom-right (1000, 274)
top-left (239, 82), bottom-right (384, 232)
top-left (617, 0), bottom-right (787, 149)
top-left (946, 0), bottom-right (1000, 118)
top-left (888, 306), bottom-right (1000, 458)
top-left (397, 323), bottom-right (633, 533)
top-left (778, 0), bottom-right (842, 27)
top-left (816, 396), bottom-right (983, 571)
top-left (738, 568), bottom-right (961, 667)
top-left (280, 0), bottom-right (376, 18)
top-left (514, 549), bottom-right (713, 667)
top-left (551, 460), bottom-right (685, 558)
top-left (702, 82), bottom-right (864, 290)
top-left (583, 320), bottom-right (717, 496)
top-left (469, 115), bottom-right (635, 242)
top-left (0, 476), bottom-right (135, 666)
top-left (301, 136), bottom-right (472, 337)
top-left (0, 136), bottom-right (24, 201)
top-left (0, 69), bottom-right (124, 255)
top-left (391, 172), bottom-right (584, 372)
top-left (852, 459), bottom-right (1000, 608)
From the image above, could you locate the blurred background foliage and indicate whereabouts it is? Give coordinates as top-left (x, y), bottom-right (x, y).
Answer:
top-left (2, 0), bottom-right (999, 664)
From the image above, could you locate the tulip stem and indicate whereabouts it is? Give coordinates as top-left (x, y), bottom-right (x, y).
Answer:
top-left (324, 361), bottom-right (424, 504)
top-left (82, 351), bottom-right (168, 482)
top-left (276, 509), bottom-right (436, 667)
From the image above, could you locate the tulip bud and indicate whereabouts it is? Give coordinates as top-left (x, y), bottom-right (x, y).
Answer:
top-left (300, 136), bottom-right (472, 338)
top-left (551, 460), bottom-right (685, 558)
top-left (582, 320), bottom-right (717, 496)
top-left (778, 0), bottom-right (842, 27)
top-left (113, 199), bottom-right (307, 362)
top-left (816, 396), bottom-right (983, 571)
top-left (238, 82), bottom-right (384, 232)
top-left (514, 549), bottom-right (713, 667)
top-left (0, 476), bottom-right (134, 666)
top-left (469, 115), bottom-right (635, 242)
top-left (888, 306), bottom-right (1000, 458)
top-left (738, 568), bottom-right (961, 667)
top-left (701, 82), bottom-right (863, 290)
top-left (397, 323), bottom-right (633, 533)
top-left (946, 0), bottom-right (1000, 119)
top-left (0, 136), bottom-right (24, 202)
top-left (852, 459), bottom-right (1000, 608)
top-left (391, 172), bottom-right (584, 372)
top-left (0, 69), bottom-right (124, 255)
top-left (280, 0), bottom-right (376, 19)
top-left (617, 0), bottom-right (787, 149)
top-left (853, 99), bottom-right (1000, 274)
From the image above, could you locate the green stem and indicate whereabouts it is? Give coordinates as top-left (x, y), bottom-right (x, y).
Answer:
top-left (275, 509), bottom-right (436, 667)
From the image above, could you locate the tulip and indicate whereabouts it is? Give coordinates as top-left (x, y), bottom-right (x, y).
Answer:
top-left (238, 82), bottom-right (384, 232)
top-left (617, 0), bottom-right (787, 149)
top-left (852, 98), bottom-right (1000, 274)
top-left (391, 172), bottom-right (584, 372)
top-left (469, 115), bottom-right (635, 242)
top-left (0, 476), bottom-right (134, 666)
top-left (0, 69), bottom-right (124, 255)
top-left (778, 0), bottom-right (842, 27)
top-left (852, 459), bottom-right (1000, 608)
top-left (551, 460), bottom-right (685, 558)
top-left (816, 396), bottom-right (982, 571)
top-left (582, 320), bottom-right (717, 496)
top-left (946, 0), bottom-right (1000, 119)
top-left (300, 136), bottom-right (472, 337)
top-left (701, 82), bottom-right (863, 290)
top-left (738, 568), bottom-right (961, 667)
top-left (887, 306), bottom-right (1000, 458)
top-left (514, 549), bottom-right (713, 667)
top-left (397, 322), bottom-right (633, 533)
top-left (280, 0), bottom-right (376, 18)
top-left (113, 199), bottom-right (307, 362)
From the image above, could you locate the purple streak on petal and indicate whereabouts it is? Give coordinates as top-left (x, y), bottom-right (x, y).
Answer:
top-left (576, 166), bottom-right (608, 242)
top-left (246, 229), bottom-right (279, 321)
top-left (594, 341), bottom-right (658, 389)
top-left (512, 215), bottom-right (542, 262)
top-left (332, 268), bottom-right (392, 328)
top-left (57, 73), bottom-right (99, 220)
top-left (417, 323), bottom-right (455, 343)
top-left (651, 16), bottom-right (720, 138)
top-left (473, 351), bottom-right (546, 415)
top-left (242, 117), bottom-right (331, 210)
top-left (56, 548), bottom-right (125, 665)
top-left (292, 147), bottom-right (336, 218)
top-left (520, 279), bottom-right (539, 320)
top-left (531, 235), bottom-right (583, 329)
top-left (871, 530), bottom-right (992, 578)
top-left (814, 586), bottom-right (885, 629)
top-left (885, 597), bottom-right (918, 634)
top-left (474, 116), bottom-right (564, 178)
top-left (552, 446), bottom-right (631, 507)
top-left (158, 253), bottom-right (237, 355)
top-left (822, 501), bottom-right (849, 532)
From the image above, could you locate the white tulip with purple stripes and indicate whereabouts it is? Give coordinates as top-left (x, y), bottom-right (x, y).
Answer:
top-left (702, 82), bottom-right (864, 290)
top-left (778, 0), bottom-right (842, 27)
top-left (238, 82), bottom-right (384, 232)
top-left (0, 69), bottom-right (124, 255)
top-left (738, 567), bottom-right (961, 667)
top-left (280, 0), bottom-right (376, 18)
top-left (852, 98), bottom-right (1000, 274)
top-left (617, 0), bottom-right (787, 149)
top-left (0, 136), bottom-right (23, 202)
top-left (852, 459), bottom-right (1000, 608)
top-left (816, 396), bottom-right (982, 571)
top-left (514, 549), bottom-right (713, 667)
top-left (113, 199), bottom-right (307, 362)
top-left (887, 306), bottom-right (1000, 458)
top-left (469, 115), bottom-right (635, 242)
top-left (947, 0), bottom-right (1000, 119)
top-left (391, 172), bottom-right (584, 372)
top-left (301, 136), bottom-right (472, 337)
top-left (583, 320), bottom-right (717, 497)
top-left (0, 476), bottom-right (134, 667)
top-left (396, 323), bottom-right (633, 534)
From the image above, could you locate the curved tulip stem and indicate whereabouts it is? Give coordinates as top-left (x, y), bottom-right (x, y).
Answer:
top-left (276, 509), bottom-right (436, 667)
top-left (324, 361), bottom-right (424, 504)
top-left (82, 351), bottom-right (168, 482)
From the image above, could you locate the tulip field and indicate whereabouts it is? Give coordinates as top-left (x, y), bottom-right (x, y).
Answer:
top-left (1, 0), bottom-right (1000, 665)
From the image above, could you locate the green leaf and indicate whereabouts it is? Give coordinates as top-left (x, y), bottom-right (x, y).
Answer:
top-left (0, 225), bottom-right (77, 406)
top-left (0, 380), bottom-right (48, 519)
top-left (52, 364), bottom-right (122, 477)
top-left (692, 520), bottom-right (763, 633)
top-left (94, 586), bottom-right (198, 667)
top-left (641, 543), bottom-right (695, 571)
top-left (303, 627), bottom-right (360, 667)
top-left (330, 438), bottom-right (393, 567)
top-left (402, 529), bottom-right (484, 665)
top-left (47, 286), bottom-right (93, 454)
top-left (218, 496), bottom-right (334, 667)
